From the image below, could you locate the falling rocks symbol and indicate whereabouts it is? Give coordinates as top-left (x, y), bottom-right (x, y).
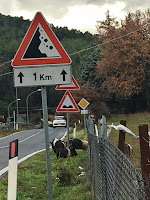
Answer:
top-left (23, 24), bottom-right (61, 59)
top-left (23, 27), bottom-right (47, 58)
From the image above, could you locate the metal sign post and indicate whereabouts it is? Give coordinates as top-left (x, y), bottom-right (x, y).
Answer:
top-left (41, 86), bottom-right (53, 200)
top-left (11, 12), bottom-right (72, 200)
top-left (78, 98), bottom-right (90, 135)
top-left (67, 112), bottom-right (70, 149)
top-left (56, 91), bottom-right (80, 148)
top-left (83, 113), bottom-right (86, 135)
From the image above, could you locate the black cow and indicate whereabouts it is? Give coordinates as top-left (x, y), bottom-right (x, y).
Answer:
top-left (50, 138), bottom-right (65, 153)
top-left (50, 138), bottom-right (70, 159)
top-left (69, 138), bottom-right (88, 151)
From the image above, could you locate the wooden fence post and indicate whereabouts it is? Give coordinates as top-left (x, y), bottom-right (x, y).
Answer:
top-left (118, 120), bottom-right (126, 153)
top-left (139, 124), bottom-right (150, 199)
top-left (139, 124), bottom-right (150, 178)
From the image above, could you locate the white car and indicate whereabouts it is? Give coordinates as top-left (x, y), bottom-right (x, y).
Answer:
top-left (53, 116), bottom-right (66, 128)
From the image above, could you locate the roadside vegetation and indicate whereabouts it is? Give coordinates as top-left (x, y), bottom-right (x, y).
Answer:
top-left (0, 123), bottom-right (39, 138)
top-left (0, 112), bottom-right (150, 199)
top-left (0, 129), bottom-right (92, 200)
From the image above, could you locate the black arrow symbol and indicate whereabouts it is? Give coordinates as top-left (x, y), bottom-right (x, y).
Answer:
top-left (60, 70), bottom-right (67, 81)
top-left (18, 72), bottom-right (24, 83)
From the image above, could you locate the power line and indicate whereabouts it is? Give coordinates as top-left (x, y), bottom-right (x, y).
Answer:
top-left (0, 22), bottom-right (149, 72)
top-left (0, 60), bottom-right (11, 67)
top-left (0, 72), bottom-right (13, 77)
top-left (69, 23), bottom-right (150, 56)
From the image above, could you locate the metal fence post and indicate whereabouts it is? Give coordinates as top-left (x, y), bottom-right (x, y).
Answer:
top-left (87, 117), bottom-right (95, 197)
top-left (102, 115), bottom-right (107, 140)
top-left (98, 118), bottom-right (103, 138)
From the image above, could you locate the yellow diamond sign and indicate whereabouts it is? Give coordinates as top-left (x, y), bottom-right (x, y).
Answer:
top-left (78, 98), bottom-right (90, 109)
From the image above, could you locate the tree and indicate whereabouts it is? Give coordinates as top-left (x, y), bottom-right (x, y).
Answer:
top-left (80, 46), bottom-right (101, 87)
top-left (96, 10), bottom-right (150, 100)
top-left (0, 100), bottom-right (8, 116)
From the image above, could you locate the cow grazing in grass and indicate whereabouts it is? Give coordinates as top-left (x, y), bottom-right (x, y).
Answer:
top-left (50, 138), bottom-right (65, 153)
top-left (56, 148), bottom-right (71, 159)
top-left (50, 138), bottom-right (70, 159)
top-left (67, 138), bottom-right (88, 152)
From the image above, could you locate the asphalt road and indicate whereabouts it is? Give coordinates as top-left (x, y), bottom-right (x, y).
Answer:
top-left (0, 127), bottom-right (67, 176)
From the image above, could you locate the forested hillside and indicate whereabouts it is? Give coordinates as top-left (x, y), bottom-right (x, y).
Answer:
top-left (0, 9), bottom-right (150, 122)
top-left (0, 13), bottom-right (94, 119)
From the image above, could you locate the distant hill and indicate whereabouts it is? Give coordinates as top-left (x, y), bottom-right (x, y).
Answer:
top-left (0, 13), bottom-right (94, 62)
top-left (0, 13), bottom-right (95, 117)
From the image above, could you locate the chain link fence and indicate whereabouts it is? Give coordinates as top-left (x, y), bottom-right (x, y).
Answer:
top-left (87, 117), bottom-right (150, 200)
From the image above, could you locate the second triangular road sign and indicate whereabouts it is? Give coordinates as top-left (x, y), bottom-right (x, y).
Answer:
top-left (55, 76), bottom-right (80, 90)
top-left (56, 91), bottom-right (80, 112)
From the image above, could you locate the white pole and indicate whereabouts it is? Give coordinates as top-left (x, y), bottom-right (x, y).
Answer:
top-left (7, 140), bottom-right (18, 200)
top-left (73, 123), bottom-right (76, 138)
top-left (7, 157), bottom-right (18, 200)
top-left (95, 124), bottom-right (99, 137)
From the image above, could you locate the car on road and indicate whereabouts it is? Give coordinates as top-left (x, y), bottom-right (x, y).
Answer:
top-left (53, 116), bottom-right (66, 128)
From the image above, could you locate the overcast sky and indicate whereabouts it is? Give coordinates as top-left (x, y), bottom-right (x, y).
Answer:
top-left (0, 0), bottom-right (149, 34)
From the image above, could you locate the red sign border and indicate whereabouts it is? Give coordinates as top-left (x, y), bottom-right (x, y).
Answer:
top-left (55, 76), bottom-right (80, 90)
top-left (12, 12), bottom-right (71, 67)
top-left (56, 90), bottom-right (80, 112)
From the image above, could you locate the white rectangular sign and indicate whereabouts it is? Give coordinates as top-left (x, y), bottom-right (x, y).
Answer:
top-left (81, 110), bottom-right (88, 114)
top-left (13, 65), bottom-right (72, 87)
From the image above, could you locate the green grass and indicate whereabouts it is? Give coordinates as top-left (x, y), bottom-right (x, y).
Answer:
top-left (0, 130), bottom-right (92, 200)
top-left (107, 112), bottom-right (150, 168)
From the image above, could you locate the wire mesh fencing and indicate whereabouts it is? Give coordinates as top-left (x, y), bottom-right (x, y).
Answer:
top-left (87, 117), bottom-right (150, 200)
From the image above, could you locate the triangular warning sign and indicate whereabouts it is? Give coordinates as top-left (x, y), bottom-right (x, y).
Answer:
top-left (12, 12), bottom-right (71, 67)
top-left (55, 76), bottom-right (80, 90)
top-left (56, 91), bottom-right (80, 112)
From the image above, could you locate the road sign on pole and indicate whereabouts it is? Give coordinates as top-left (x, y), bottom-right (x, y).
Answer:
top-left (13, 65), bottom-right (71, 87)
top-left (12, 11), bottom-right (73, 200)
top-left (12, 12), bottom-right (71, 67)
top-left (78, 98), bottom-right (90, 110)
top-left (55, 76), bottom-right (80, 90)
top-left (56, 91), bottom-right (79, 149)
top-left (81, 109), bottom-right (88, 114)
top-left (56, 91), bottom-right (80, 112)
top-left (78, 98), bottom-right (90, 135)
